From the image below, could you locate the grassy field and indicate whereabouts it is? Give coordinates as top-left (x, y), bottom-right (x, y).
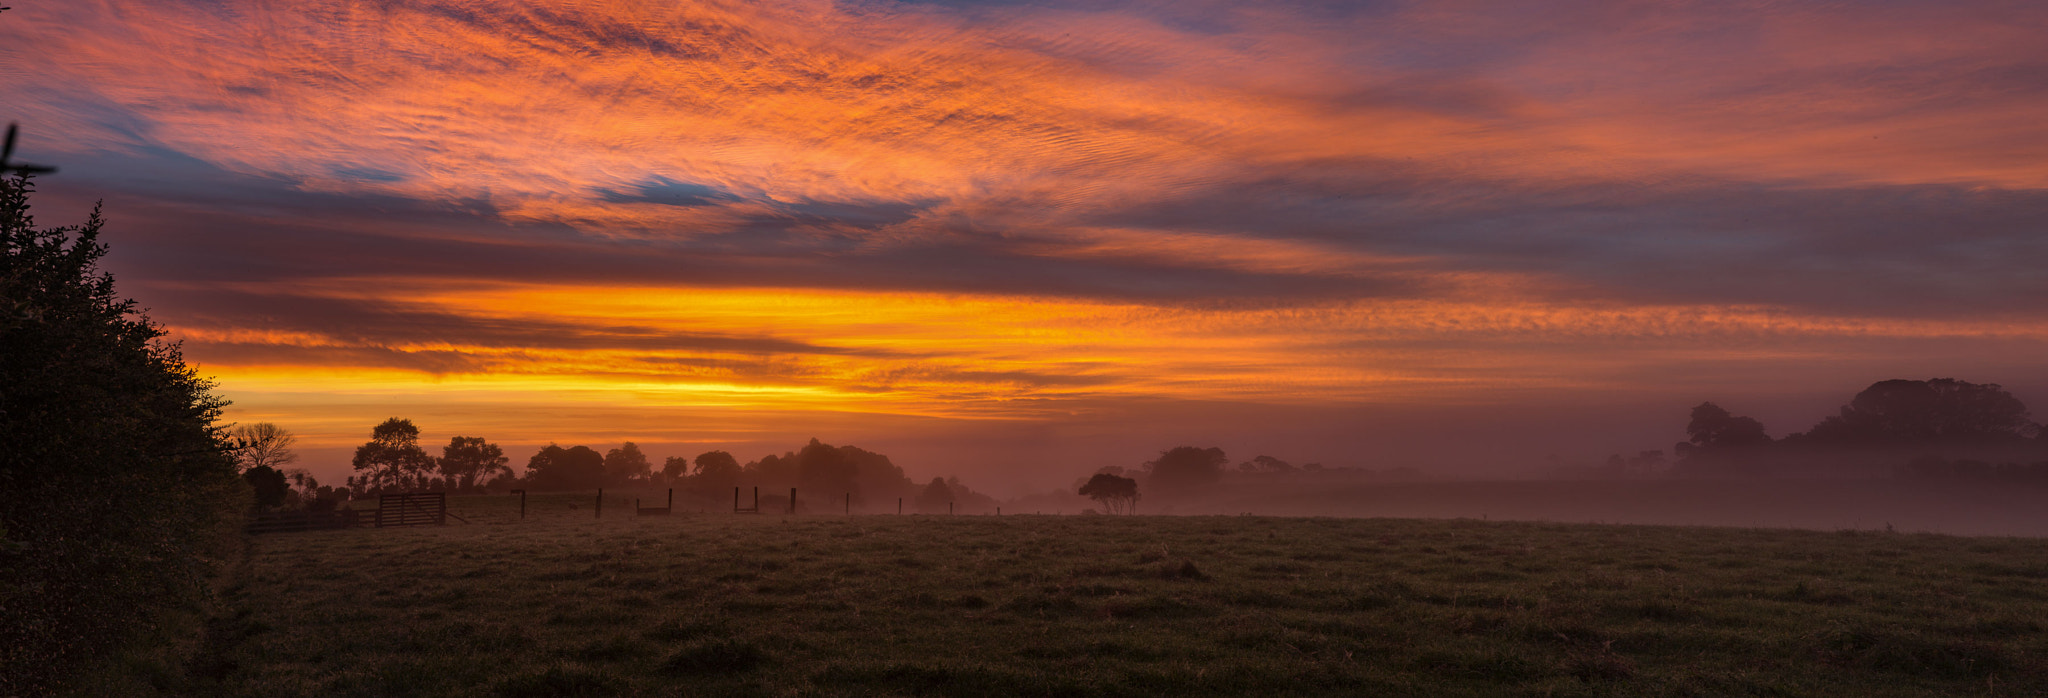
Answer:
top-left (178, 492), bottom-right (2048, 696)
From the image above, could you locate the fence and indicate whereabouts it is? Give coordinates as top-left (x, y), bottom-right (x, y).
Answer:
top-left (246, 508), bottom-right (361, 534)
top-left (375, 492), bottom-right (447, 527)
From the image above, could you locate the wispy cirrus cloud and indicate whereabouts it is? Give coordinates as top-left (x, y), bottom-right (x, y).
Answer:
top-left (4, 0), bottom-right (2046, 482)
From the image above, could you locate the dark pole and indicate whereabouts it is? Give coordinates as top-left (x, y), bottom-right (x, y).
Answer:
top-left (898, 497), bottom-right (902, 515)
top-left (668, 488), bottom-right (674, 510)
top-left (734, 486), bottom-right (740, 512)
top-left (596, 488), bottom-right (603, 519)
top-left (949, 501), bottom-right (953, 515)
top-left (514, 489), bottom-right (526, 519)
top-left (753, 486), bottom-right (759, 512)
top-left (789, 487), bottom-right (797, 515)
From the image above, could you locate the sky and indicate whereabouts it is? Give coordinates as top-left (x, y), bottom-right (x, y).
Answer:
top-left (4, 0), bottom-right (2046, 492)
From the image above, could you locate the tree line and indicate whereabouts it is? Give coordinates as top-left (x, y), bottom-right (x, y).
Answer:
top-left (245, 418), bottom-right (1009, 514)
top-left (1675, 378), bottom-right (2048, 479)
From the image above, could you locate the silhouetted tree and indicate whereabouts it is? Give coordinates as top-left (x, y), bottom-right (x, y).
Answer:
top-left (525, 444), bottom-right (606, 491)
top-left (350, 418), bottom-right (435, 492)
top-left (1252, 455), bottom-right (1294, 473)
top-left (243, 465), bottom-right (289, 509)
top-left (231, 422), bottom-right (298, 472)
top-left (1079, 473), bottom-right (1139, 514)
top-left (1673, 402), bottom-right (1773, 473)
top-left (603, 441), bottom-right (651, 485)
top-left (2, 174), bottom-right (240, 693)
top-left (1145, 446), bottom-right (1227, 496)
top-left (1801, 378), bottom-right (2036, 445)
top-left (915, 477), bottom-right (954, 513)
top-left (438, 436), bottom-right (509, 492)
top-left (678, 450), bottom-right (743, 497)
top-left (798, 437), bottom-right (856, 496)
top-left (660, 455), bottom-right (689, 483)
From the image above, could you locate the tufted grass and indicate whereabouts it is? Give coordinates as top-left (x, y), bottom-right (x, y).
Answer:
top-left (185, 493), bottom-right (2048, 696)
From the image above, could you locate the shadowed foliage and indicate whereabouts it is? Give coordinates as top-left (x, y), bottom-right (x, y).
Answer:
top-left (0, 175), bottom-right (244, 694)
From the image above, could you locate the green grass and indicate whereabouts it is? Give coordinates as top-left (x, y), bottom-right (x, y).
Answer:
top-left (185, 492), bottom-right (2048, 696)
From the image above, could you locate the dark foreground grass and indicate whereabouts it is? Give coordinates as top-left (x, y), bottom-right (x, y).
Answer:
top-left (187, 495), bottom-right (2048, 696)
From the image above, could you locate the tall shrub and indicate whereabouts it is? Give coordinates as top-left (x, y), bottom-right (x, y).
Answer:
top-left (0, 175), bottom-right (246, 693)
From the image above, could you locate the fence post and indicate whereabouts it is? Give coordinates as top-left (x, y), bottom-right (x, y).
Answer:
top-left (789, 487), bottom-right (797, 515)
top-left (734, 486), bottom-right (740, 512)
top-left (949, 501), bottom-right (954, 515)
top-left (667, 488), bottom-right (674, 510)
top-left (596, 488), bottom-right (603, 519)
top-left (515, 489), bottom-right (526, 519)
top-left (754, 486), bottom-right (759, 512)
top-left (898, 497), bottom-right (902, 515)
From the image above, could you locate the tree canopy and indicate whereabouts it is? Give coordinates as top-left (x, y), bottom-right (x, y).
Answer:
top-left (1079, 473), bottom-right (1140, 514)
top-left (525, 444), bottom-right (607, 491)
top-left (1802, 379), bottom-right (2035, 445)
top-left (349, 418), bottom-right (435, 492)
top-left (1675, 378), bottom-right (2047, 475)
top-left (231, 422), bottom-right (298, 471)
top-left (1145, 446), bottom-right (1227, 496)
top-left (1, 175), bottom-right (243, 693)
top-left (603, 442), bottom-right (651, 484)
top-left (438, 436), bottom-right (510, 491)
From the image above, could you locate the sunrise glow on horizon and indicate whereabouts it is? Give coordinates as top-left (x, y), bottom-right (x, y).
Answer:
top-left (5, 0), bottom-right (2045, 489)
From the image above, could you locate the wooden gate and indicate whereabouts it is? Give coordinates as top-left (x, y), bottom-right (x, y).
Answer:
top-left (376, 492), bottom-right (447, 527)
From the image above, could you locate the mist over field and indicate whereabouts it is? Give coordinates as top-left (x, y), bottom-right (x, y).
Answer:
top-left (9, 0), bottom-right (2048, 694)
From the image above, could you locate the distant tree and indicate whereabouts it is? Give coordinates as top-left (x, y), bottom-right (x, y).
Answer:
top-left (231, 422), bottom-right (298, 472)
top-left (1802, 378), bottom-right (2036, 445)
top-left (1145, 446), bottom-right (1227, 496)
top-left (660, 455), bottom-right (690, 483)
top-left (603, 442), bottom-right (651, 485)
top-left (243, 465), bottom-right (289, 509)
top-left (1681, 402), bottom-right (1772, 451)
top-left (680, 450), bottom-right (742, 498)
top-left (350, 418), bottom-right (436, 491)
top-left (798, 437), bottom-right (856, 495)
top-left (695, 450), bottom-right (742, 480)
top-left (438, 436), bottom-right (509, 492)
top-left (1078, 473), bottom-right (1139, 514)
top-left (525, 444), bottom-right (606, 491)
top-left (1251, 455), bottom-right (1294, 473)
top-left (1672, 402), bottom-right (1773, 474)
top-left (915, 476), bottom-right (954, 513)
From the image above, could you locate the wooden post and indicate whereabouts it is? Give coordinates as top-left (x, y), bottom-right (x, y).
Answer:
top-left (789, 487), bottom-right (797, 515)
top-left (898, 497), bottom-right (903, 515)
top-left (754, 486), bottom-right (759, 512)
top-left (596, 488), bottom-right (603, 519)
top-left (949, 501), bottom-right (954, 515)
top-left (513, 489), bottom-right (526, 519)
top-left (667, 488), bottom-right (674, 510)
top-left (734, 486), bottom-right (740, 512)
top-left (844, 492), bottom-right (850, 515)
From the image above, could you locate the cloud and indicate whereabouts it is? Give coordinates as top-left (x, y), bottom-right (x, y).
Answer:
top-left (6, 0), bottom-right (2048, 486)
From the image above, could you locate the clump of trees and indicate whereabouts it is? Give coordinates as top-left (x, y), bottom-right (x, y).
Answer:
top-left (1079, 472), bottom-right (1139, 514)
top-left (1673, 378), bottom-right (2048, 478)
top-left (327, 424), bottom-right (1004, 512)
top-left (1145, 446), bottom-right (1228, 497)
top-left (1, 175), bottom-right (245, 693)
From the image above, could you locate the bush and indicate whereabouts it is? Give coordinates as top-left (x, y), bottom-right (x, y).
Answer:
top-left (0, 175), bottom-right (247, 694)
